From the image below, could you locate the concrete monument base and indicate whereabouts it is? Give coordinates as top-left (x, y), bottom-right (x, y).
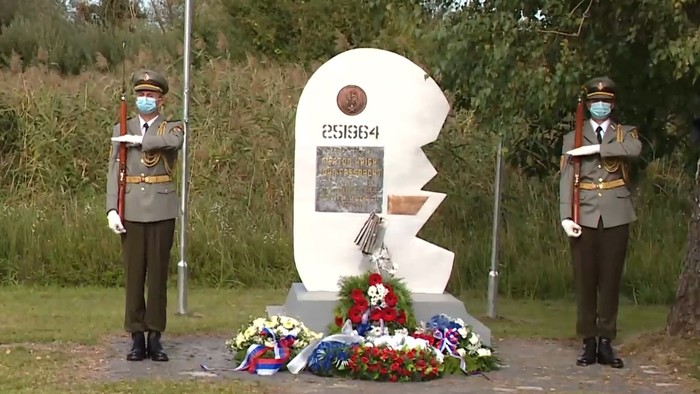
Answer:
top-left (266, 282), bottom-right (491, 347)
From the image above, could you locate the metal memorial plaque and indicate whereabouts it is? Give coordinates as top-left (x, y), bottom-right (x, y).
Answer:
top-left (315, 146), bottom-right (384, 213)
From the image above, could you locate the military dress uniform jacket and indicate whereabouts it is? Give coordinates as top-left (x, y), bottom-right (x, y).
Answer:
top-left (559, 121), bottom-right (642, 229)
top-left (106, 116), bottom-right (184, 223)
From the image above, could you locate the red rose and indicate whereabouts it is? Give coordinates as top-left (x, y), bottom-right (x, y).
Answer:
top-left (384, 292), bottom-right (398, 307)
top-left (335, 315), bottom-right (344, 327)
top-left (390, 375), bottom-right (398, 382)
top-left (397, 310), bottom-right (407, 325)
top-left (383, 307), bottom-right (397, 321)
top-left (354, 297), bottom-right (368, 310)
top-left (384, 284), bottom-right (393, 293)
top-left (368, 273), bottom-right (382, 286)
top-left (369, 308), bottom-right (383, 321)
top-left (350, 289), bottom-right (365, 302)
top-left (348, 305), bottom-right (364, 324)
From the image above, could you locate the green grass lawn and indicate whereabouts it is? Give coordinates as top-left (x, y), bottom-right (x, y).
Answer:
top-left (0, 286), bottom-right (696, 393)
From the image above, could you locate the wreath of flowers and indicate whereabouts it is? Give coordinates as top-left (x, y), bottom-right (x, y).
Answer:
top-left (411, 313), bottom-right (500, 374)
top-left (306, 340), bottom-right (356, 377)
top-left (225, 315), bottom-right (322, 370)
top-left (224, 273), bottom-right (499, 381)
top-left (306, 333), bottom-right (444, 382)
top-left (329, 271), bottom-right (417, 336)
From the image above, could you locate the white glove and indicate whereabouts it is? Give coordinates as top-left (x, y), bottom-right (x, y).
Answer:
top-left (111, 135), bottom-right (143, 145)
top-left (561, 219), bottom-right (581, 238)
top-left (107, 210), bottom-right (126, 234)
top-left (566, 144), bottom-right (600, 156)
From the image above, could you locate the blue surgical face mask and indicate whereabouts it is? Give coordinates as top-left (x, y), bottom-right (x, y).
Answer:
top-left (589, 101), bottom-right (612, 119)
top-left (135, 96), bottom-right (158, 114)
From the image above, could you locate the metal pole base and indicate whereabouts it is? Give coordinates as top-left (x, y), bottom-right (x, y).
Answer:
top-left (176, 260), bottom-right (188, 315)
top-left (487, 270), bottom-right (499, 319)
top-left (487, 139), bottom-right (503, 319)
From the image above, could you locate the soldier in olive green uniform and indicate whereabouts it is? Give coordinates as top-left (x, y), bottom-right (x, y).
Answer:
top-left (105, 70), bottom-right (184, 362)
top-left (559, 77), bottom-right (642, 369)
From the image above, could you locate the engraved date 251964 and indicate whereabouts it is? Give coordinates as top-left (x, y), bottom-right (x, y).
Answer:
top-left (321, 124), bottom-right (379, 140)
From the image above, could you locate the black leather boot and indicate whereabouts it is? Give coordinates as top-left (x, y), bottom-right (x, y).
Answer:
top-left (597, 337), bottom-right (623, 368)
top-left (126, 331), bottom-right (147, 361)
top-left (576, 337), bottom-right (597, 366)
top-left (147, 331), bottom-right (169, 362)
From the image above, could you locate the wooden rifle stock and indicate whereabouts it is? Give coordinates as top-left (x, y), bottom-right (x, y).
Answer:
top-left (117, 43), bottom-right (128, 222)
top-left (572, 96), bottom-right (584, 224)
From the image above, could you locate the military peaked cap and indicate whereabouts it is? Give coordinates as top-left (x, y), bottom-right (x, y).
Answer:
top-left (131, 69), bottom-right (169, 95)
top-left (584, 76), bottom-right (615, 100)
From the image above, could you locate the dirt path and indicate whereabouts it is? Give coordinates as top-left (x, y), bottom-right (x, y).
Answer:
top-left (95, 335), bottom-right (697, 393)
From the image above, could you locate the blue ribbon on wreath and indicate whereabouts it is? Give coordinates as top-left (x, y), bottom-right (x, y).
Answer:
top-left (433, 327), bottom-right (468, 374)
top-left (234, 327), bottom-right (295, 375)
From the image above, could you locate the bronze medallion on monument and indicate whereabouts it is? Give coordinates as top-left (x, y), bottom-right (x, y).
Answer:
top-left (336, 85), bottom-right (367, 116)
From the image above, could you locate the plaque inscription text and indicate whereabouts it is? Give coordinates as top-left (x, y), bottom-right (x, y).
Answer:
top-left (315, 146), bottom-right (384, 213)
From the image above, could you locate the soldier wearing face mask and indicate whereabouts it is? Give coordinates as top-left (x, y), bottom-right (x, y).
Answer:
top-left (105, 69), bottom-right (184, 362)
top-left (558, 76), bottom-right (642, 369)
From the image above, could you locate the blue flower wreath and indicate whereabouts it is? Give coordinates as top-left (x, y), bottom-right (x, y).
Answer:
top-left (428, 314), bottom-right (463, 331)
top-left (307, 341), bottom-right (354, 377)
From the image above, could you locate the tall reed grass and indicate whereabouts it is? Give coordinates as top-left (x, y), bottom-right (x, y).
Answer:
top-left (0, 56), bottom-right (690, 304)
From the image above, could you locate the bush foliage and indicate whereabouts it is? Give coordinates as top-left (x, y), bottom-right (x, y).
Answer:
top-left (1, 0), bottom-right (698, 304)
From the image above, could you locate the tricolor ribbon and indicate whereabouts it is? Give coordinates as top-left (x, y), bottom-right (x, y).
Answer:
top-left (433, 328), bottom-right (469, 374)
top-left (234, 327), bottom-right (294, 375)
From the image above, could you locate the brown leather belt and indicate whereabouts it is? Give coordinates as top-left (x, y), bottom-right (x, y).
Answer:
top-left (579, 178), bottom-right (625, 190)
top-left (125, 175), bottom-right (172, 184)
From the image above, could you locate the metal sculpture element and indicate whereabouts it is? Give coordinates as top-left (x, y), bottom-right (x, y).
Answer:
top-left (354, 213), bottom-right (396, 277)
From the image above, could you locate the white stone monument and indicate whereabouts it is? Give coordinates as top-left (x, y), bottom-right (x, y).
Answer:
top-left (266, 48), bottom-right (490, 346)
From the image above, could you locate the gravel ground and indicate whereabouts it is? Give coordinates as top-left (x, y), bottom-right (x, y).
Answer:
top-left (94, 335), bottom-right (698, 393)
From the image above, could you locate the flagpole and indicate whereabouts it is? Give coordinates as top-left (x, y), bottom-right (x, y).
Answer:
top-left (177, 0), bottom-right (193, 315)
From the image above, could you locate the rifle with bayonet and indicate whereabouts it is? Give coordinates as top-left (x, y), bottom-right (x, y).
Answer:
top-left (571, 93), bottom-right (584, 224)
top-left (117, 42), bottom-right (128, 222)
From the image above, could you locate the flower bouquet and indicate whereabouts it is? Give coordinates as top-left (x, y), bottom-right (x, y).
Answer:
top-left (306, 340), bottom-right (356, 377)
top-left (411, 313), bottom-right (500, 374)
top-left (329, 271), bottom-right (416, 336)
top-left (226, 315), bottom-right (322, 374)
top-left (346, 333), bottom-right (445, 382)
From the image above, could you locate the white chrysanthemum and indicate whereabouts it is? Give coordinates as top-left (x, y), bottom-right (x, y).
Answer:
top-left (251, 318), bottom-right (266, 329)
top-left (469, 332), bottom-right (480, 345)
top-left (374, 284), bottom-right (388, 297)
top-left (235, 333), bottom-right (245, 347)
top-left (394, 328), bottom-right (409, 336)
top-left (458, 327), bottom-right (468, 338)
top-left (281, 316), bottom-right (296, 329)
top-left (367, 286), bottom-right (378, 297)
top-left (244, 326), bottom-right (256, 338)
top-left (370, 326), bottom-right (385, 337)
top-left (477, 348), bottom-right (492, 357)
